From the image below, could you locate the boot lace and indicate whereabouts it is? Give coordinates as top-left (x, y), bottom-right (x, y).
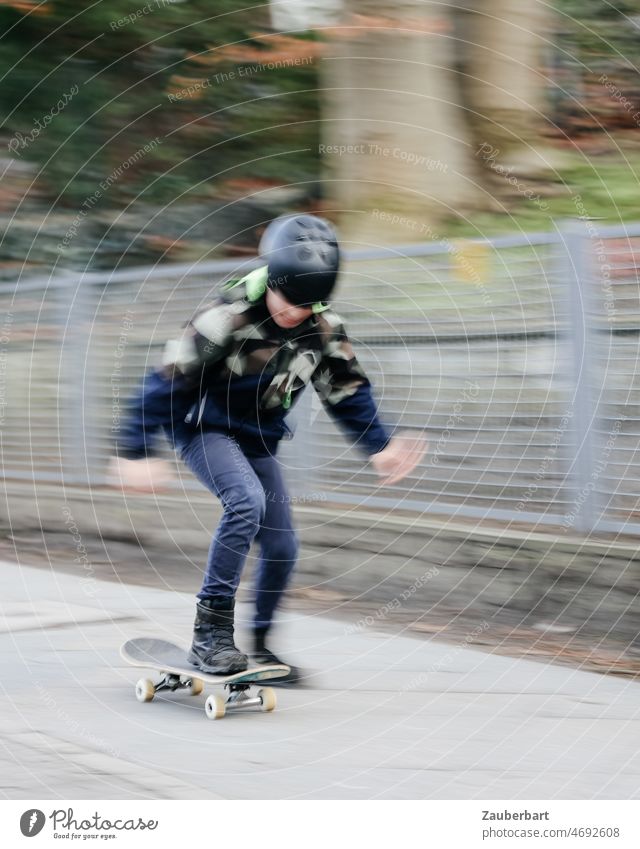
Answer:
top-left (206, 623), bottom-right (239, 657)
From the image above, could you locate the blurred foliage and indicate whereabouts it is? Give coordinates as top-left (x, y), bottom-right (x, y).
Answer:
top-left (1, 0), bottom-right (640, 250)
top-left (549, 2), bottom-right (640, 138)
top-left (555, 0), bottom-right (640, 61)
top-left (0, 0), bottom-right (321, 207)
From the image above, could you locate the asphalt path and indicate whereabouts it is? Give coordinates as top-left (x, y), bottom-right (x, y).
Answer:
top-left (1, 559), bottom-right (639, 800)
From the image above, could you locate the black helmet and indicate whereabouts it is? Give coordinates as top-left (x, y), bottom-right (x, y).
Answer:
top-left (259, 214), bottom-right (340, 307)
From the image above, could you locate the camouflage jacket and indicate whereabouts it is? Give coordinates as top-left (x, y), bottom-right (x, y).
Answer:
top-left (117, 266), bottom-right (391, 459)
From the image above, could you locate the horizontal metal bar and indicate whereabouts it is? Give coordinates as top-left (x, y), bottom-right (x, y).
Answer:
top-left (311, 479), bottom-right (575, 502)
top-left (304, 490), bottom-right (570, 524)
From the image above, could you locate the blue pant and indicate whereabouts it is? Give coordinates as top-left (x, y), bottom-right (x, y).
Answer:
top-left (179, 431), bottom-right (299, 629)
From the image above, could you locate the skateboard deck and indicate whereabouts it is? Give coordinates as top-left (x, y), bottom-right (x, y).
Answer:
top-left (120, 637), bottom-right (290, 720)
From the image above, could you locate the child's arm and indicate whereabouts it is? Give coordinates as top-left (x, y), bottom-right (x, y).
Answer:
top-left (310, 312), bottom-right (392, 457)
top-left (114, 366), bottom-right (197, 460)
top-left (311, 312), bottom-right (427, 484)
top-left (115, 301), bottom-right (237, 460)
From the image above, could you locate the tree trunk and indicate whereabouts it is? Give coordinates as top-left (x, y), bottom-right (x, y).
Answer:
top-left (321, 0), bottom-right (482, 246)
top-left (459, 0), bottom-right (554, 178)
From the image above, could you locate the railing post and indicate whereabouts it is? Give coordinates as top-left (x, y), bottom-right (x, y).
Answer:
top-left (560, 219), bottom-right (598, 533)
top-left (282, 388), bottom-right (318, 499)
top-left (62, 272), bottom-right (99, 487)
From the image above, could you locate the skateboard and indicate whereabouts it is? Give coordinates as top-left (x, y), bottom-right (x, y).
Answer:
top-left (120, 637), bottom-right (290, 720)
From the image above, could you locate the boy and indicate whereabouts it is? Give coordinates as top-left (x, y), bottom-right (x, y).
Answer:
top-left (111, 214), bottom-right (425, 682)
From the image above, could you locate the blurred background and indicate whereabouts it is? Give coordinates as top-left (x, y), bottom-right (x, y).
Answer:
top-left (1, 0), bottom-right (640, 670)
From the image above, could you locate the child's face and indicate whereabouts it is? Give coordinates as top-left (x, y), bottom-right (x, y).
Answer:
top-left (266, 288), bottom-right (313, 329)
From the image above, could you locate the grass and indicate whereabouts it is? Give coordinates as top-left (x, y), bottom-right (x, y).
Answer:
top-left (442, 143), bottom-right (640, 240)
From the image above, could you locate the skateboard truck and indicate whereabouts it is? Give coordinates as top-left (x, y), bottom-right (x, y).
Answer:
top-left (224, 683), bottom-right (265, 712)
top-left (147, 672), bottom-right (202, 695)
top-left (205, 680), bottom-right (276, 719)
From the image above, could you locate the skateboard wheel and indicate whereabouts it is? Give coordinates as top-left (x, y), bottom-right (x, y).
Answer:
top-left (258, 687), bottom-right (276, 713)
top-left (205, 694), bottom-right (226, 720)
top-left (189, 678), bottom-right (204, 696)
top-left (135, 678), bottom-right (155, 703)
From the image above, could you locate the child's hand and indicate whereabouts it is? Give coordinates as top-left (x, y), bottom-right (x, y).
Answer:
top-left (106, 456), bottom-right (174, 494)
top-left (370, 431), bottom-right (428, 486)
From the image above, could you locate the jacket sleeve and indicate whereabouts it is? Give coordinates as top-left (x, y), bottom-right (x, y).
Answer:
top-left (311, 313), bottom-right (392, 456)
top-left (115, 300), bottom-right (236, 460)
top-left (114, 366), bottom-right (197, 460)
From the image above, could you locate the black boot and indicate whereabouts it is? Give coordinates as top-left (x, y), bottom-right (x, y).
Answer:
top-left (252, 626), bottom-right (303, 685)
top-left (188, 597), bottom-right (248, 675)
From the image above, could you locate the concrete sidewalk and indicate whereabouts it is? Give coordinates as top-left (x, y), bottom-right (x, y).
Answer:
top-left (0, 558), bottom-right (639, 800)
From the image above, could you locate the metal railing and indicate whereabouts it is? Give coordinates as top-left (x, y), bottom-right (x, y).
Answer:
top-left (2, 220), bottom-right (639, 536)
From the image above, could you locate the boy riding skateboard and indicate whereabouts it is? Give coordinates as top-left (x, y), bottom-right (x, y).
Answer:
top-left (110, 214), bottom-right (425, 683)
